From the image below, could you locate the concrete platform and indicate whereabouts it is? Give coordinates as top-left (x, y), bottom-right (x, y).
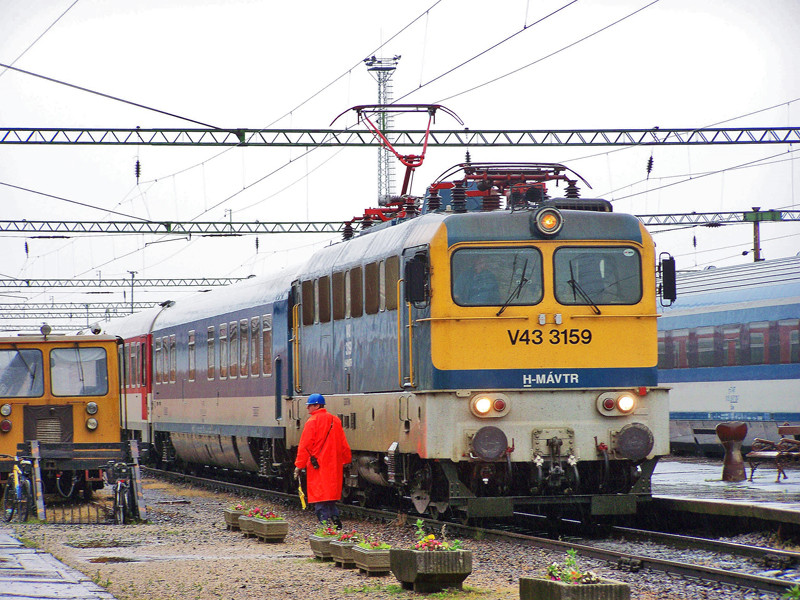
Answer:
top-left (651, 456), bottom-right (800, 528)
top-left (0, 530), bottom-right (115, 600)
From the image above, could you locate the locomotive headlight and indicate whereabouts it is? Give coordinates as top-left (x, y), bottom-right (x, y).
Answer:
top-left (86, 418), bottom-right (98, 430)
top-left (617, 394), bottom-right (636, 413)
top-left (0, 404), bottom-right (11, 417)
top-left (470, 393), bottom-right (510, 418)
top-left (86, 402), bottom-right (98, 415)
top-left (473, 396), bottom-right (493, 415)
top-left (596, 391), bottom-right (637, 416)
top-left (532, 207), bottom-right (563, 237)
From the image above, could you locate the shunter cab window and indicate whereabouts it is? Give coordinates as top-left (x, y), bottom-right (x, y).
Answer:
top-left (554, 247), bottom-right (642, 306)
top-left (0, 348), bottom-right (44, 397)
top-left (452, 248), bottom-right (543, 307)
top-left (51, 347), bottom-right (109, 397)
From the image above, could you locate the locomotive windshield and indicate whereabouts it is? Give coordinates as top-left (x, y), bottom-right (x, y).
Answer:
top-left (51, 347), bottom-right (109, 397)
top-left (452, 247), bottom-right (543, 307)
top-left (0, 348), bottom-right (44, 397)
top-left (554, 247), bottom-right (642, 305)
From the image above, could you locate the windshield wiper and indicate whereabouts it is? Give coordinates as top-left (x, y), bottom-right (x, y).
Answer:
top-left (11, 344), bottom-right (36, 380)
top-left (568, 261), bottom-right (601, 315)
top-left (497, 259), bottom-right (529, 316)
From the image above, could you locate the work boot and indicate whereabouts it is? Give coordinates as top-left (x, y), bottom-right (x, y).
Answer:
top-left (333, 515), bottom-right (343, 530)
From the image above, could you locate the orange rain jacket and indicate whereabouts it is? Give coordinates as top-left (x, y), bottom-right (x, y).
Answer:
top-left (294, 408), bottom-right (352, 503)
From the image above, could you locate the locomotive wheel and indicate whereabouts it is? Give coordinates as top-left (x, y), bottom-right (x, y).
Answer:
top-left (428, 502), bottom-right (450, 521)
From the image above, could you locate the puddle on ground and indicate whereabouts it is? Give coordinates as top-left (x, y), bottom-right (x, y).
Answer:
top-left (88, 556), bottom-right (138, 564)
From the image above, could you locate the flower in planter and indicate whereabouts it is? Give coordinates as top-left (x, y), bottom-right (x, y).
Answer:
top-left (412, 519), bottom-right (463, 551)
top-left (248, 507), bottom-right (284, 521)
top-left (357, 536), bottom-right (391, 550)
top-left (546, 549), bottom-right (601, 584)
top-left (336, 530), bottom-right (361, 543)
top-left (229, 503), bottom-right (249, 511)
top-left (314, 521), bottom-right (339, 537)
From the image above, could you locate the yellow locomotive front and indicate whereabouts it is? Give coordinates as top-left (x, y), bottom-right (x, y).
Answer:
top-left (0, 333), bottom-right (123, 498)
top-left (393, 164), bottom-right (671, 519)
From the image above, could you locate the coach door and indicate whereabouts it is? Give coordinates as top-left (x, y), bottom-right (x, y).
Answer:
top-left (400, 247), bottom-right (430, 389)
top-left (290, 280), bottom-right (304, 394)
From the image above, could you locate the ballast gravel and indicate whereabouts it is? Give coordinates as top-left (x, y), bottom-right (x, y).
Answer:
top-left (10, 478), bottom-right (788, 600)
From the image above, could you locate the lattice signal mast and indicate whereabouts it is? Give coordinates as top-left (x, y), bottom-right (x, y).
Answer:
top-left (364, 55), bottom-right (401, 204)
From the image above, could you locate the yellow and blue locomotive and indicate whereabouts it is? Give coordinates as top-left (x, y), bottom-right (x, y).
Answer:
top-left (112, 161), bottom-right (672, 520)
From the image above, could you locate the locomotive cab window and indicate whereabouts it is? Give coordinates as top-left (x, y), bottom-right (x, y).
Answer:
top-left (452, 247), bottom-right (543, 307)
top-left (0, 348), bottom-right (44, 397)
top-left (51, 347), bottom-right (109, 397)
top-left (554, 247), bottom-right (642, 306)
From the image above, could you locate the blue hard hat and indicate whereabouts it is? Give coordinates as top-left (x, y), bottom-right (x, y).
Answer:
top-left (306, 393), bottom-right (325, 406)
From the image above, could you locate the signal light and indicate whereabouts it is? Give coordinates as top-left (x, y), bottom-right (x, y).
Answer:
top-left (493, 399), bottom-right (506, 412)
top-left (473, 396), bottom-right (492, 415)
top-left (0, 419), bottom-right (11, 433)
top-left (86, 418), bottom-right (98, 431)
top-left (0, 404), bottom-right (10, 417)
top-left (86, 402), bottom-right (98, 415)
top-left (617, 394), bottom-right (636, 413)
top-left (602, 398), bottom-right (616, 411)
top-left (532, 207), bottom-right (563, 237)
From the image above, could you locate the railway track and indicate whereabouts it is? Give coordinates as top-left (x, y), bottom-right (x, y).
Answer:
top-left (144, 467), bottom-right (800, 595)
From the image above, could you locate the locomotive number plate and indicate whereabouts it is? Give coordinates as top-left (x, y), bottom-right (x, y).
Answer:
top-left (507, 328), bottom-right (592, 346)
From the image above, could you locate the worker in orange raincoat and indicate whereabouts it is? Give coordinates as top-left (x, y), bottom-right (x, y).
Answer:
top-left (294, 393), bottom-right (351, 528)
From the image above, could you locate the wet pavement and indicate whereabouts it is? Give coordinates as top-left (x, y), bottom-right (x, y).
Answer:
top-left (0, 530), bottom-right (115, 600)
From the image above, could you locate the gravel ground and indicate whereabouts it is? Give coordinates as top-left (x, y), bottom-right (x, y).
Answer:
top-left (9, 478), bottom-right (791, 600)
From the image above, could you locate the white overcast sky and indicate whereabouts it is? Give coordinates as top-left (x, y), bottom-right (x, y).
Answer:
top-left (1, 0), bottom-right (798, 331)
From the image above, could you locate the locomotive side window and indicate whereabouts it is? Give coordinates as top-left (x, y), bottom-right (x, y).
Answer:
top-left (385, 256), bottom-right (399, 311)
top-left (554, 247), bottom-right (642, 305)
top-left (365, 262), bottom-right (380, 315)
top-left (207, 326), bottom-right (215, 380)
top-left (240, 319), bottom-right (249, 378)
top-left (318, 276), bottom-right (331, 323)
top-left (250, 317), bottom-right (260, 378)
top-left (301, 280), bottom-right (314, 326)
top-left (332, 272), bottom-right (345, 320)
top-left (262, 314), bottom-right (273, 376)
top-left (219, 323), bottom-right (228, 379)
top-left (0, 348), bottom-right (44, 397)
top-left (452, 247), bottom-right (542, 307)
top-left (229, 321), bottom-right (238, 378)
top-left (51, 347), bottom-right (109, 396)
top-left (188, 330), bottom-right (196, 382)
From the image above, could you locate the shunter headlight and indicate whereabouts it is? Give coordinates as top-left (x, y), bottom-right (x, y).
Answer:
top-left (473, 396), bottom-right (493, 415)
top-left (86, 402), bottom-right (98, 415)
top-left (0, 404), bottom-right (11, 417)
top-left (532, 207), bottom-right (564, 237)
top-left (616, 394), bottom-right (636, 414)
top-left (596, 391), bottom-right (638, 416)
top-left (86, 418), bottom-right (98, 431)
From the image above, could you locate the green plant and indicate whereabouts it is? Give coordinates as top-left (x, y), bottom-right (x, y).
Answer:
top-left (314, 520), bottom-right (339, 537)
top-left (782, 584), bottom-right (800, 599)
top-left (247, 507), bottom-right (282, 520)
top-left (546, 549), bottom-right (601, 584)
top-left (357, 536), bottom-right (392, 550)
top-left (413, 519), bottom-right (463, 551)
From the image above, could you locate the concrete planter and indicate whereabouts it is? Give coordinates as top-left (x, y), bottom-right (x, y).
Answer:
top-left (330, 540), bottom-right (356, 568)
top-left (519, 577), bottom-right (630, 600)
top-left (352, 546), bottom-right (391, 575)
top-left (308, 534), bottom-right (336, 560)
top-left (238, 516), bottom-right (256, 538)
top-left (223, 509), bottom-right (245, 531)
top-left (390, 549), bottom-right (473, 593)
top-left (251, 518), bottom-right (289, 542)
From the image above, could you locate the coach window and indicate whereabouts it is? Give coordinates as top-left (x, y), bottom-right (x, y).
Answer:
top-left (51, 347), bottom-right (108, 396)
top-left (671, 330), bottom-right (689, 368)
top-left (657, 333), bottom-right (667, 369)
top-left (301, 280), bottom-right (315, 326)
top-left (262, 314), bottom-right (273, 376)
top-left (385, 256), bottom-right (399, 311)
top-left (207, 326), bottom-right (215, 379)
top-left (169, 335), bottom-right (177, 382)
top-left (554, 247), bottom-right (641, 305)
top-left (229, 321), bottom-right (239, 378)
top-left (332, 272), bottom-right (345, 320)
top-left (125, 343), bottom-right (132, 388)
top-left (365, 262), bottom-right (380, 315)
top-left (779, 319), bottom-right (800, 363)
top-left (154, 338), bottom-right (162, 384)
top-left (453, 247), bottom-right (543, 307)
top-left (722, 326), bottom-right (740, 367)
top-left (219, 323), bottom-right (228, 379)
top-left (132, 343), bottom-right (140, 387)
top-left (250, 317), bottom-right (260, 378)
top-left (695, 327), bottom-right (716, 368)
top-left (0, 348), bottom-right (44, 397)
top-left (240, 319), bottom-right (249, 378)
top-left (188, 330), bottom-right (196, 381)
top-left (348, 267), bottom-right (363, 318)
top-left (319, 276), bottom-right (331, 323)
